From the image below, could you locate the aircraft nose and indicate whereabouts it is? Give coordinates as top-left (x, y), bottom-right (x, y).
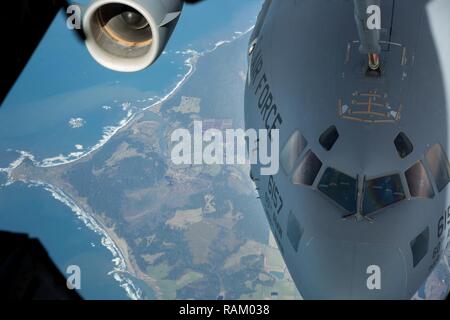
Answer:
top-left (294, 236), bottom-right (408, 299)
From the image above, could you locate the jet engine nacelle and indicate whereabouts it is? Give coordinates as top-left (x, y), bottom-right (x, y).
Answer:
top-left (83, 0), bottom-right (183, 72)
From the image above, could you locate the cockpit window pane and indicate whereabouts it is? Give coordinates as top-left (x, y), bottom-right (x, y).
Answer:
top-left (394, 132), bottom-right (413, 159)
top-left (425, 144), bottom-right (450, 192)
top-left (318, 168), bottom-right (357, 213)
top-left (405, 161), bottom-right (434, 199)
top-left (281, 130), bottom-right (307, 175)
top-left (363, 174), bottom-right (406, 215)
top-left (292, 150), bottom-right (322, 186)
top-left (319, 125), bottom-right (339, 151)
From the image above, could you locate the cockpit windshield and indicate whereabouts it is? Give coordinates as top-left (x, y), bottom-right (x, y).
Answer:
top-left (285, 132), bottom-right (446, 217)
top-left (362, 174), bottom-right (406, 215)
top-left (405, 161), bottom-right (434, 199)
top-left (425, 144), bottom-right (450, 192)
top-left (318, 168), bottom-right (357, 214)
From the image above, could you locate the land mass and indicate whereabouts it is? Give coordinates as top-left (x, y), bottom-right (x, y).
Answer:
top-left (9, 34), bottom-right (301, 300)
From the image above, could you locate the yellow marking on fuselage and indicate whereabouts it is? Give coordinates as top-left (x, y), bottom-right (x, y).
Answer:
top-left (339, 90), bottom-right (402, 123)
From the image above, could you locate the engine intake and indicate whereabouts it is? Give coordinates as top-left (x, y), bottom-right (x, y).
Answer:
top-left (83, 0), bottom-right (183, 72)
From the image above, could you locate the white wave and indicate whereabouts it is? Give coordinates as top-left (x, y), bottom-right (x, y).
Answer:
top-left (26, 180), bottom-right (143, 300)
top-left (121, 102), bottom-right (132, 111)
top-left (68, 117), bottom-right (86, 129)
top-left (75, 144), bottom-right (84, 151)
top-left (214, 40), bottom-right (228, 47)
top-left (38, 109), bottom-right (135, 168)
top-left (0, 150), bottom-right (37, 186)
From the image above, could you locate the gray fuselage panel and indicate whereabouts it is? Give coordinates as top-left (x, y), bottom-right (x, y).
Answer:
top-left (245, 0), bottom-right (450, 299)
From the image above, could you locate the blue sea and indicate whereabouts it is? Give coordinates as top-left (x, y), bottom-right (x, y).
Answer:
top-left (0, 183), bottom-right (130, 299)
top-left (0, 0), bottom-right (263, 299)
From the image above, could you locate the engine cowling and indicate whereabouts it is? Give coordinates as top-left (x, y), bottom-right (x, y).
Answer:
top-left (83, 0), bottom-right (183, 72)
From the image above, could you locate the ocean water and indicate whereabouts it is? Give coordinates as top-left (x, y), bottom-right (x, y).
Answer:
top-left (0, 182), bottom-right (130, 299)
top-left (0, 0), bottom-right (262, 164)
top-left (0, 0), bottom-right (263, 299)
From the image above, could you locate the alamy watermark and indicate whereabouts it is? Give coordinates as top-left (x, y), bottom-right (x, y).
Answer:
top-left (66, 5), bottom-right (82, 30)
top-left (366, 265), bottom-right (381, 290)
top-left (170, 121), bottom-right (279, 176)
top-left (66, 265), bottom-right (81, 290)
top-left (64, 3), bottom-right (382, 30)
top-left (366, 5), bottom-right (381, 30)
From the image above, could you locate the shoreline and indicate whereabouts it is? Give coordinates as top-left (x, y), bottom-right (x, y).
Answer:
top-left (27, 179), bottom-right (143, 299)
top-left (14, 25), bottom-right (255, 170)
top-left (0, 26), bottom-right (254, 300)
